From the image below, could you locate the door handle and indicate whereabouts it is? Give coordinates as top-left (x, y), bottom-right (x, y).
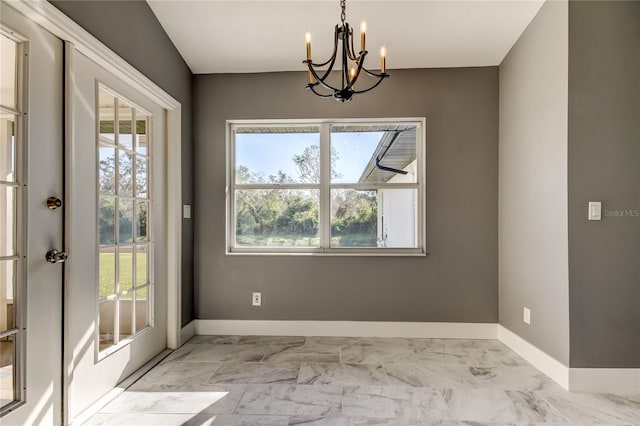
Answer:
top-left (46, 249), bottom-right (68, 264)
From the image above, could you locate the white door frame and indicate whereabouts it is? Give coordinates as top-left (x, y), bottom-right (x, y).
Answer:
top-left (6, 0), bottom-right (183, 351)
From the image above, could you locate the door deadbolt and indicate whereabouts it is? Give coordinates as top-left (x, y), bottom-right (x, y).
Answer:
top-left (46, 249), bottom-right (68, 264)
top-left (47, 197), bottom-right (63, 209)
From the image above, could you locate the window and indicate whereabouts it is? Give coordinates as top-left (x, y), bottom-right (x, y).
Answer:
top-left (97, 85), bottom-right (153, 356)
top-left (227, 119), bottom-right (425, 255)
top-left (0, 31), bottom-right (24, 412)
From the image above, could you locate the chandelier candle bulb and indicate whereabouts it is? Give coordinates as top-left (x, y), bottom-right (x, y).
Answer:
top-left (360, 21), bottom-right (366, 52)
top-left (305, 32), bottom-right (312, 60)
top-left (381, 46), bottom-right (386, 73)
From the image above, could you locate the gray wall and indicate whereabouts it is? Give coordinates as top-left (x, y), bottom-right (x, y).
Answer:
top-left (498, 1), bottom-right (570, 364)
top-left (51, 0), bottom-right (195, 325)
top-left (194, 68), bottom-right (499, 322)
top-left (567, 0), bottom-right (640, 368)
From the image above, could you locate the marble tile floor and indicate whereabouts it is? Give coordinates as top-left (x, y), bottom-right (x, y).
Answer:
top-left (84, 336), bottom-right (640, 426)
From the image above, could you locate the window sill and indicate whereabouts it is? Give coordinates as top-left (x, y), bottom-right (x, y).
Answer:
top-left (226, 249), bottom-right (427, 257)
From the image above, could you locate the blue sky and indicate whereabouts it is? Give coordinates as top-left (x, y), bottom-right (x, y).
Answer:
top-left (236, 131), bottom-right (383, 183)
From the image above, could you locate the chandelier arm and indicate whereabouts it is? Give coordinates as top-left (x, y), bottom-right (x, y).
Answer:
top-left (347, 26), bottom-right (362, 61)
top-left (307, 63), bottom-right (341, 92)
top-left (352, 74), bottom-right (388, 94)
top-left (360, 66), bottom-right (389, 79)
top-left (308, 84), bottom-right (335, 98)
top-left (347, 51), bottom-right (367, 89)
top-left (307, 25), bottom-right (340, 68)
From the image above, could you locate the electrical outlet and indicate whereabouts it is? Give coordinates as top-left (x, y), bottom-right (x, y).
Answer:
top-left (523, 307), bottom-right (531, 325)
top-left (252, 292), bottom-right (262, 307)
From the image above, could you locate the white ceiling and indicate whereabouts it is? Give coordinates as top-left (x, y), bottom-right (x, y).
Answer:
top-left (147, 0), bottom-right (544, 74)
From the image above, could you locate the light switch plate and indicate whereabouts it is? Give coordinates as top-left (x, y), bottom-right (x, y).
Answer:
top-left (183, 204), bottom-right (192, 219)
top-left (588, 202), bottom-right (601, 221)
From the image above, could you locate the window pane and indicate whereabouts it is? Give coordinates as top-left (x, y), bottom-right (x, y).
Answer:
top-left (98, 90), bottom-right (115, 144)
top-left (118, 299), bottom-right (132, 340)
top-left (135, 157), bottom-right (148, 199)
top-left (135, 245), bottom-right (148, 287)
top-left (135, 114), bottom-right (149, 155)
top-left (0, 35), bottom-right (17, 109)
top-left (98, 146), bottom-right (116, 194)
top-left (377, 188), bottom-right (419, 248)
top-left (0, 114), bottom-right (16, 182)
top-left (235, 127), bottom-right (320, 184)
top-left (235, 189), bottom-right (319, 247)
top-left (0, 260), bottom-right (15, 333)
top-left (135, 201), bottom-right (148, 242)
top-left (117, 102), bottom-right (133, 150)
top-left (331, 189), bottom-right (378, 247)
top-left (331, 125), bottom-right (418, 184)
top-left (0, 334), bottom-right (15, 408)
top-left (98, 300), bottom-right (115, 351)
top-left (118, 150), bottom-right (133, 197)
top-left (99, 196), bottom-right (115, 245)
top-left (118, 246), bottom-right (133, 293)
top-left (0, 186), bottom-right (16, 257)
top-left (118, 199), bottom-right (133, 244)
top-left (134, 287), bottom-right (149, 332)
top-left (331, 188), bottom-right (418, 248)
top-left (99, 247), bottom-right (115, 299)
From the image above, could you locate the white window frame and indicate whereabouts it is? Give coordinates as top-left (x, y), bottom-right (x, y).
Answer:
top-left (226, 118), bottom-right (426, 256)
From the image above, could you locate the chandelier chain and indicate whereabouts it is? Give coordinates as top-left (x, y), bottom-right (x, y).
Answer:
top-left (340, 0), bottom-right (346, 24)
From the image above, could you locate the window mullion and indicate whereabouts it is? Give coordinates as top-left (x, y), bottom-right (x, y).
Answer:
top-left (319, 123), bottom-right (331, 250)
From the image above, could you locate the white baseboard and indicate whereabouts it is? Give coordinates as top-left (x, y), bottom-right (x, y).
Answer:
top-left (497, 325), bottom-right (640, 393)
top-left (180, 320), bottom-right (196, 346)
top-left (497, 325), bottom-right (570, 389)
top-left (569, 368), bottom-right (640, 393)
top-left (194, 320), bottom-right (498, 339)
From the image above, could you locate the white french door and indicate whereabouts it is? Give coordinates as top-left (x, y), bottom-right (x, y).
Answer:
top-left (1, 3), bottom-right (64, 425)
top-left (64, 46), bottom-right (167, 422)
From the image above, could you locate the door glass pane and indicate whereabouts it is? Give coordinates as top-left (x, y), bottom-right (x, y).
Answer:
top-left (99, 196), bottom-right (115, 245)
top-left (98, 146), bottom-right (116, 194)
top-left (98, 91), bottom-right (115, 144)
top-left (118, 199), bottom-right (133, 244)
top-left (235, 189), bottom-right (319, 247)
top-left (0, 186), bottom-right (16, 257)
top-left (331, 124), bottom-right (418, 184)
top-left (135, 157), bottom-right (148, 199)
top-left (135, 201), bottom-right (148, 242)
top-left (98, 247), bottom-right (115, 299)
top-left (0, 260), bottom-right (15, 333)
top-left (235, 127), bottom-right (320, 184)
top-left (118, 150), bottom-right (133, 197)
top-left (117, 102), bottom-right (133, 150)
top-left (96, 86), bottom-right (154, 355)
top-left (118, 246), bottom-right (133, 293)
top-left (0, 35), bottom-right (17, 109)
top-left (135, 114), bottom-right (149, 155)
top-left (98, 300), bottom-right (115, 351)
top-left (118, 299), bottom-right (132, 340)
top-left (0, 114), bottom-right (16, 182)
top-left (0, 335), bottom-right (15, 408)
top-left (135, 245), bottom-right (148, 287)
top-left (135, 287), bottom-right (149, 332)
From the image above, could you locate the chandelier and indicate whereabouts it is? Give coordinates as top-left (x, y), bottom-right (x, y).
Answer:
top-left (303, 0), bottom-right (389, 103)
